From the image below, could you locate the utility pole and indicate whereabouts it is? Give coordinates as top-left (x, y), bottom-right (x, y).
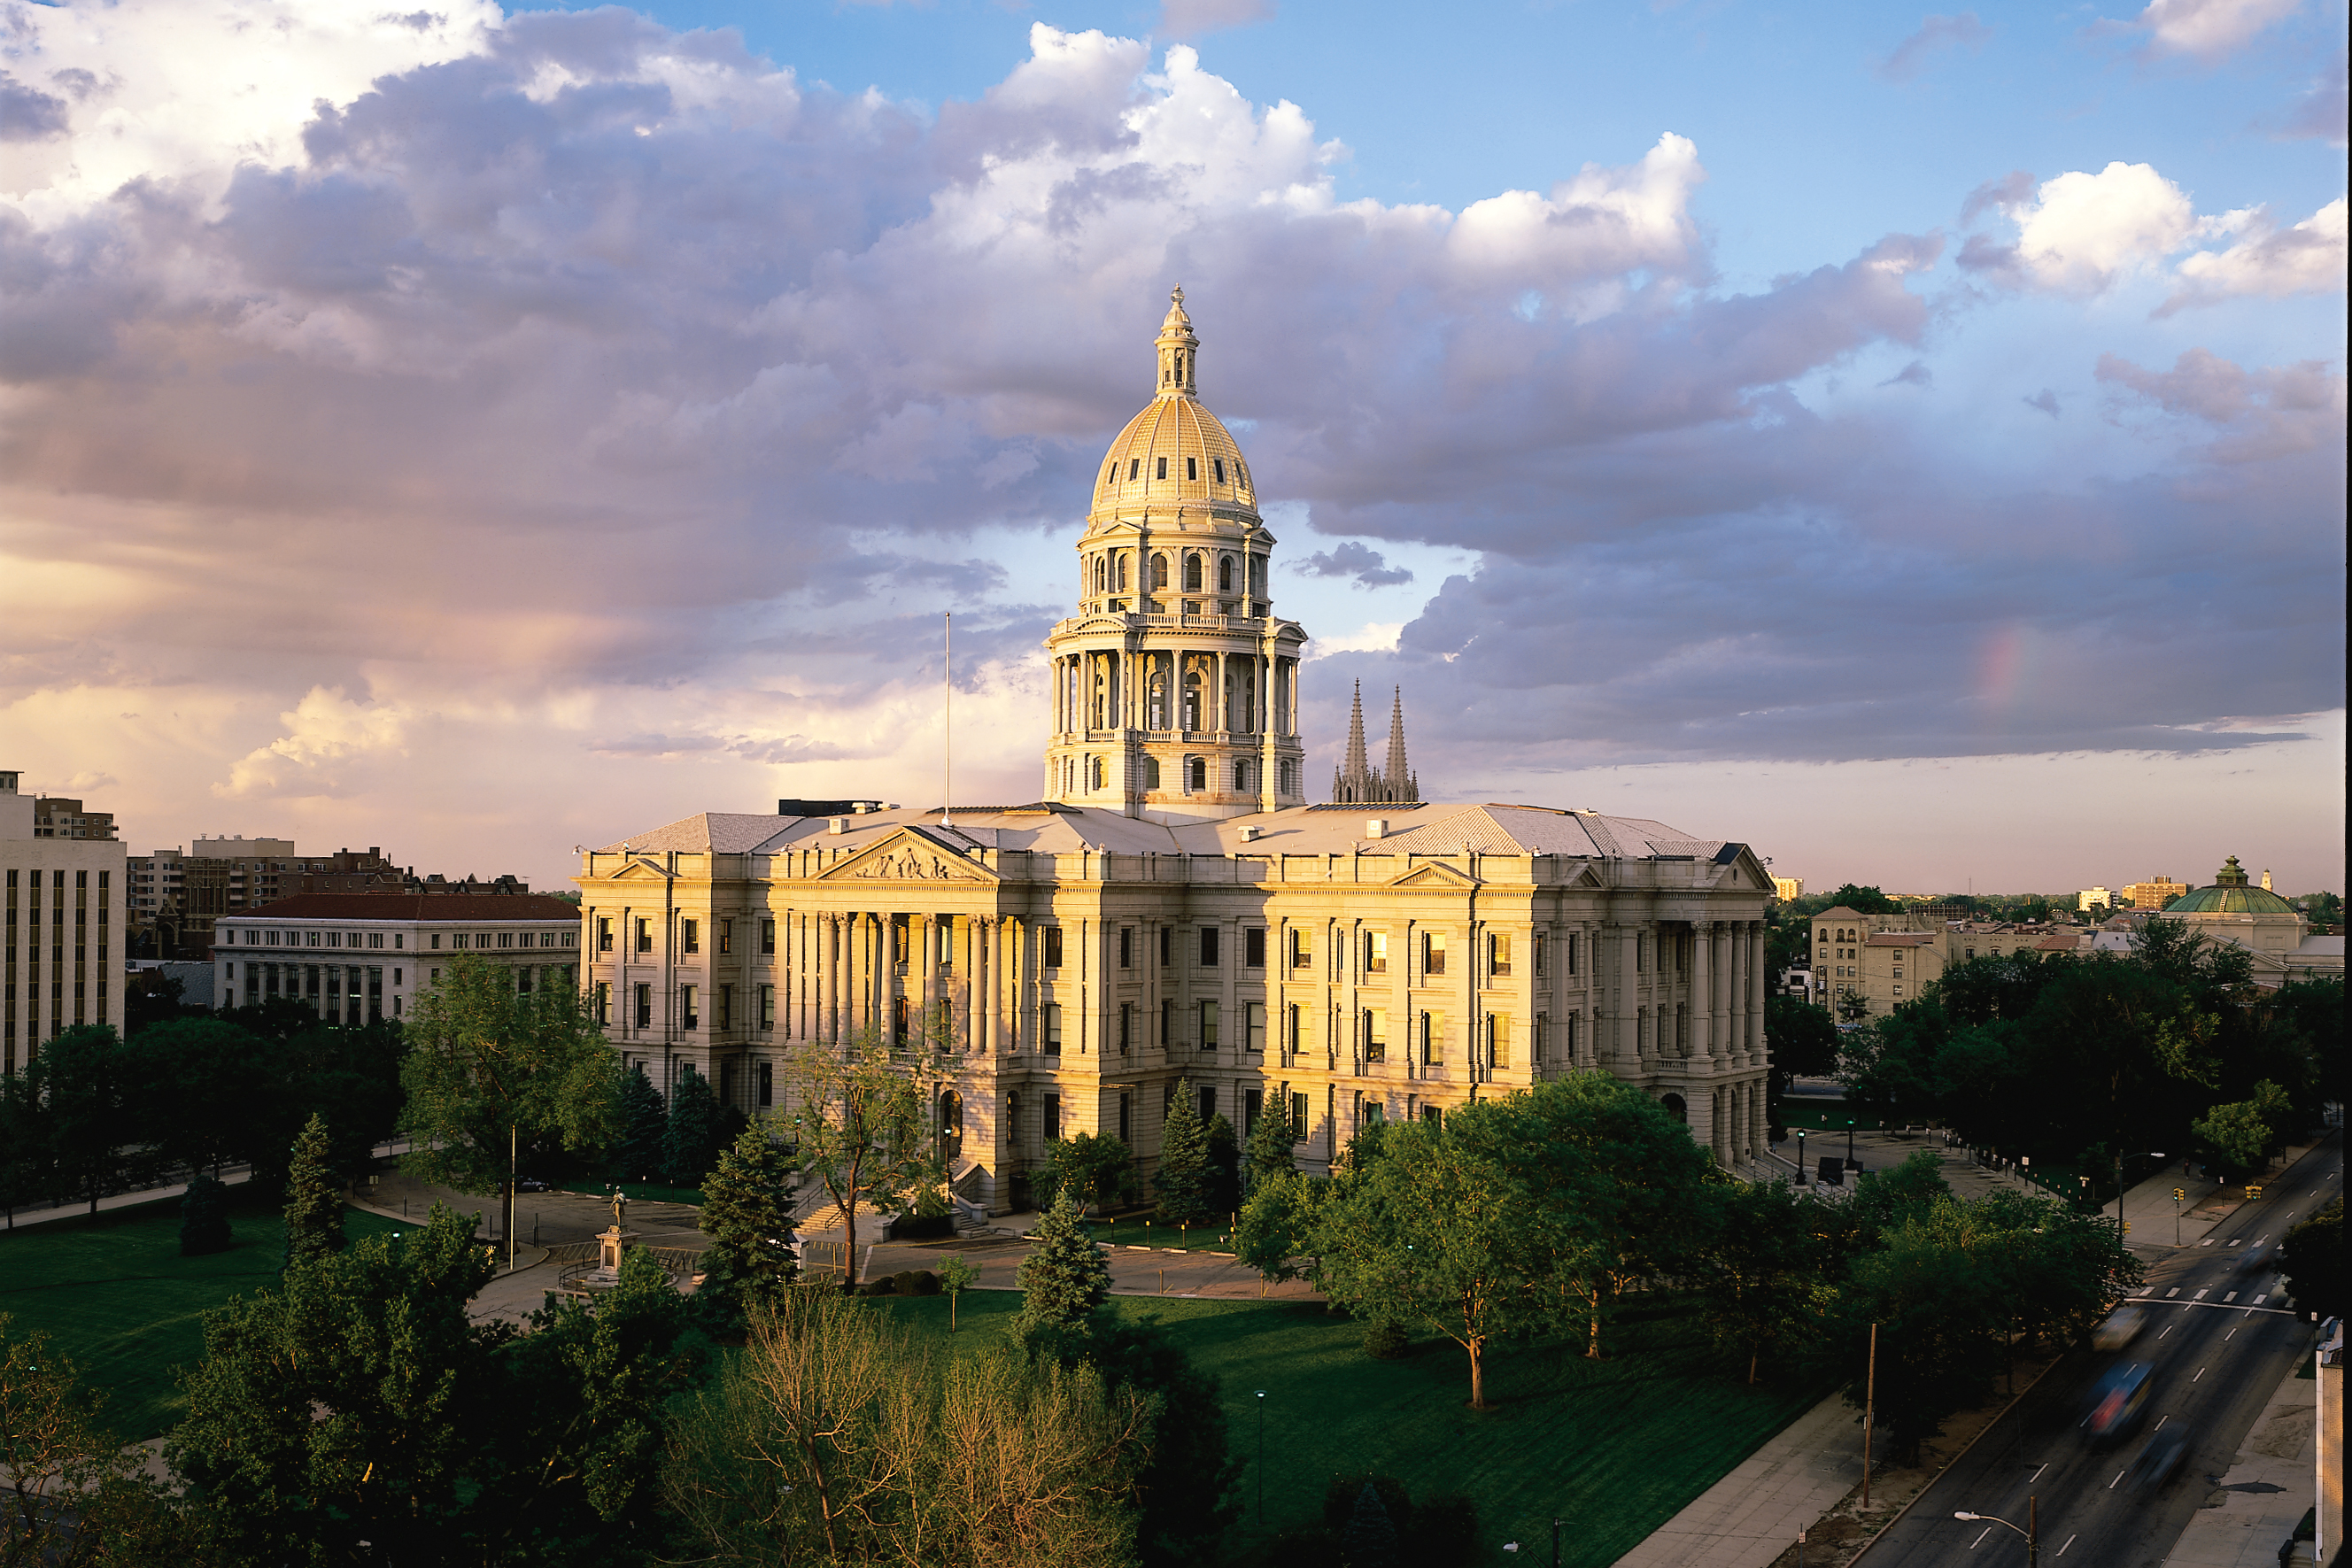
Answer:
top-left (1861, 1323), bottom-right (1877, 1508)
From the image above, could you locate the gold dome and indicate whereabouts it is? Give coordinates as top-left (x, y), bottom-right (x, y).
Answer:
top-left (1088, 287), bottom-right (1259, 514)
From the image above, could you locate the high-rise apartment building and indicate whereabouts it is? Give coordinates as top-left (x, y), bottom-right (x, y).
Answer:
top-left (2, 770), bottom-right (128, 1073)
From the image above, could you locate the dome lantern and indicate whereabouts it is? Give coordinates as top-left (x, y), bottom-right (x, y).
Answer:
top-left (1155, 285), bottom-right (1199, 398)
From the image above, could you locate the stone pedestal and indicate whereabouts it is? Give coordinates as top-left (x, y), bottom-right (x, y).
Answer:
top-left (587, 1225), bottom-right (638, 1284)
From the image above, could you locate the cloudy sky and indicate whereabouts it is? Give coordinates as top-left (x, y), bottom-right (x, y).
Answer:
top-left (2, 0), bottom-right (2342, 895)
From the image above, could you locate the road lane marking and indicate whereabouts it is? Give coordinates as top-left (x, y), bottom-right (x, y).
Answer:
top-left (2227, 1327), bottom-right (2239, 1339)
top-left (2201, 1239), bottom-right (2214, 1247)
top-left (2161, 1325), bottom-right (2175, 1338)
top-left (2057, 1533), bottom-right (2077, 1556)
top-left (2194, 1289), bottom-right (2209, 1300)
top-left (1970, 1526), bottom-right (1992, 1549)
top-left (2224, 1292), bottom-right (2238, 1302)
top-left (2255, 1294), bottom-right (2268, 1304)
top-left (2167, 1287), bottom-right (2182, 1297)
top-left (2031, 1464), bottom-right (2049, 1482)
top-left (2193, 1366), bottom-right (2206, 1381)
top-left (2254, 1235), bottom-right (2268, 1245)
top-left (2227, 1239), bottom-right (2241, 1247)
top-left (2154, 1416), bottom-right (2169, 1429)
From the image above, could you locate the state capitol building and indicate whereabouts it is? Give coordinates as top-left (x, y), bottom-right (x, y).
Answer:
top-left (577, 291), bottom-right (1774, 1210)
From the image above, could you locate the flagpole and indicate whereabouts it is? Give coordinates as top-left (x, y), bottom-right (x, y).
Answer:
top-left (941, 611), bottom-right (953, 829)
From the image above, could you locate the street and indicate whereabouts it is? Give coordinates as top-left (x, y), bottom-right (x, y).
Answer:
top-left (1854, 1133), bottom-right (2340, 1568)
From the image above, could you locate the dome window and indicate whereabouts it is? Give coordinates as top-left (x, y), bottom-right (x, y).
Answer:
top-left (1219, 557), bottom-right (1234, 591)
top-left (1187, 457), bottom-right (1198, 481)
top-left (1129, 459), bottom-right (1141, 481)
top-left (1157, 456), bottom-right (1168, 480)
top-left (1151, 554), bottom-right (1168, 590)
top-left (1105, 462), bottom-right (1116, 486)
top-left (1183, 554), bottom-right (1203, 592)
top-left (1213, 459), bottom-right (1226, 483)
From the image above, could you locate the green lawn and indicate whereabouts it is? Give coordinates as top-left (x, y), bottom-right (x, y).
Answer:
top-left (557, 1178), bottom-right (706, 1206)
top-left (878, 1289), bottom-right (1829, 1566)
top-left (0, 1188), bottom-right (405, 1441)
top-left (1087, 1211), bottom-right (1246, 1252)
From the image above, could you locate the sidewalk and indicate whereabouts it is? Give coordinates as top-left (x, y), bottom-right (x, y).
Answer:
top-left (1612, 1391), bottom-right (1863, 1568)
top-left (1, 1139), bottom-right (414, 1232)
top-left (2161, 1349), bottom-right (2320, 1568)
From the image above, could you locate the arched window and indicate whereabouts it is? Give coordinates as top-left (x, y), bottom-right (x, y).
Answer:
top-left (1187, 756), bottom-right (1207, 792)
top-left (1093, 556), bottom-right (1105, 593)
top-left (1174, 352), bottom-right (1184, 382)
top-left (1089, 756), bottom-right (1105, 791)
top-left (1142, 755), bottom-right (1162, 789)
top-left (1219, 557), bottom-right (1234, 591)
top-left (1234, 759), bottom-right (1251, 792)
top-left (1115, 553), bottom-right (1128, 591)
top-left (1182, 672), bottom-right (1202, 731)
top-left (1151, 554), bottom-right (1168, 590)
top-left (1183, 554), bottom-right (1203, 592)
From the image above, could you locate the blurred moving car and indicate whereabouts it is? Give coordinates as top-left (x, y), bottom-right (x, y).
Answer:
top-left (2085, 1363), bottom-right (2155, 1446)
top-left (514, 1176), bottom-right (553, 1193)
top-left (2125, 1425), bottom-right (2191, 1491)
top-left (2093, 1305), bottom-right (2149, 1350)
top-left (2236, 1244), bottom-right (2274, 1277)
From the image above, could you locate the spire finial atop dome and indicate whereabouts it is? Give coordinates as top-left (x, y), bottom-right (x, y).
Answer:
top-left (1154, 285), bottom-right (1199, 398)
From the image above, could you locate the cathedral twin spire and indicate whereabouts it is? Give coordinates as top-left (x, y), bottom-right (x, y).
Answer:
top-left (1332, 680), bottom-right (1420, 805)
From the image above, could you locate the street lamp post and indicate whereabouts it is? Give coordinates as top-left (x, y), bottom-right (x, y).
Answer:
top-left (2115, 1152), bottom-right (2162, 1240)
top-left (1845, 1117), bottom-right (1857, 1170)
top-left (1955, 1496), bottom-right (2037, 1565)
top-left (1253, 1390), bottom-right (1265, 1532)
top-left (1551, 1518), bottom-right (1566, 1568)
top-left (1796, 1128), bottom-right (1808, 1185)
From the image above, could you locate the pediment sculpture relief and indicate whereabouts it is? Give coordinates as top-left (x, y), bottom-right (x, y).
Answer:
top-left (854, 847), bottom-right (971, 881)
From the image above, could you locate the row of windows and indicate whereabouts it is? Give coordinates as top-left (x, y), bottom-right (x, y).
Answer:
top-left (1104, 454), bottom-right (1245, 489)
top-left (4, 870), bottom-right (110, 889)
top-left (595, 915), bottom-right (778, 955)
top-left (1066, 754), bottom-right (1289, 794)
top-left (226, 926), bottom-right (576, 951)
top-left (597, 980), bottom-right (777, 1033)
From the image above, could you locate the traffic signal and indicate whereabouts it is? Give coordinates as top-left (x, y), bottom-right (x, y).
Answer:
top-left (2123, 1222), bottom-right (2131, 1234)
top-left (2173, 1187), bottom-right (2186, 1201)
top-left (2246, 1185), bottom-right (2263, 1201)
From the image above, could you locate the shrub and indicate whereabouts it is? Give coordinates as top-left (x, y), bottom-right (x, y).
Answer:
top-left (1360, 1319), bottom-right (1408, 1360)
top-left (888, 1269), bottom-right (941, 1297)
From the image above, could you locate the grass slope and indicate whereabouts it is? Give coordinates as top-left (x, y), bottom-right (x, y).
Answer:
top-left (0, 1188), bottom-right (406, 1441)
top-left (880, 1288), bottom-right (1829, 1566)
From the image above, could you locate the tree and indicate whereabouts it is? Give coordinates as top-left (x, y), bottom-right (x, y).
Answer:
top-left (179, 1172), bottom-right (232, 1258)
top-left (1245, 1099), bottom-right (1296, 1187)
top-left (782, 1026), bottom-right (933, 1286)
top-left (2192, 1081), bottom-right (2291, 1175)
top-left (1765, 993), bottom-right (1841, 1137)
top-left (123, 1016), bottom-right (272, 1182)
top-left (1234, 1168), bottom-right (1323, 1288)
top-left (662, 1286), bottom-right (1147, 1567)
top-left (281, 1112), bottom-right (346, 1272)
top-left (1, 1314), bottom-right (185, 1566)
top-left (1154, 1080), bottom-right (1211, 1228)
top-left (1822, 884), bottom-right (1899, 914)
top-left (696, 1118), bottom-right (800, 1326)
top-left (1037, 1130), bottom-right (1136, 1213)
top-left (22, 1026), bottom-right (151, 1212)
top-left (399, 954), bottom-right (620, 1262)
top-left (611, 1062), bottom-right (668, 1183)
top-left (940, 1255), bottom-right (982, 1331)
top-left (1016, 1190), bottom-right (1114, 1350)
top-left (2278, 1198), bottom-right (2341, 1320)
top-left (1203, 1114), bottom-right (1241, 1220)
top-left (662, 1062), bottom-right (727, 1186)
top-left (1689, 1181), bottom-right (1835, 1383)
top-left (1340, 1481), bottom-right (1404, 1568)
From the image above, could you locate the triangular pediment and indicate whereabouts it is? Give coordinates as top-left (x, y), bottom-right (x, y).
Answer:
top-left (1567, 863), bottom-right (1606, 888)
top-left (1382, 861), bottom-right (1482, 891)
top-left (818, 829), bottom-right (997, 884)
top-left (609, 858), bottom-right (670, 881)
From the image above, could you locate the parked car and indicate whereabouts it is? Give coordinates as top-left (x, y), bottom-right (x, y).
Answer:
top-left (2125, 1425), bottom-right (2191, 1491)
top-left (514, 1176), bottom-right (553, 1193)
top-left (2093, 1305), bottom-right (2149, 1351)
top-left (2085, 1363), bottom-right (2155, 1446)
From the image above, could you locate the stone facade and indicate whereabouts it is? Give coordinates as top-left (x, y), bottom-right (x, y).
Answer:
top-left (2, 770), bottom-right (128, 1075)
top-left (575, 292), bottom-right (1776, 1208)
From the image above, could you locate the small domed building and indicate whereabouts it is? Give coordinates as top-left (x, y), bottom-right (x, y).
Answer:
top-left (2148, 856), bottom-right (2343, 986)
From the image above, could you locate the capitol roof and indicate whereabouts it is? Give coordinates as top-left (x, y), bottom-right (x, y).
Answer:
top-left (2164, 855), bottom-right (2298, 915)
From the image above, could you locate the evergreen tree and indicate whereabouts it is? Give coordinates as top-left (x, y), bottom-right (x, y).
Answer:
top-left (1014, 1190), bottom-right (1112, 1348)
top-left (1340, 1480), bottom-right (1404, 1568)
top-left (1155, 1079), bottom-right (1211, 1228)
top-left (1245, 1098), bottom-right (1296, 1188)
top-left (281, 1112), bottom-right (346, 1271)
top-left (696, 1118), bottom-right (799, 1325)
top-left (611, 1064), bottom-right (667, 1183)
top-left (661, 1063), bottom-right (725, 1187)
top-left (180, 1172), bottom-right (232, 1257)
top-left (1203, 1114), bottom-right (1241, 1220)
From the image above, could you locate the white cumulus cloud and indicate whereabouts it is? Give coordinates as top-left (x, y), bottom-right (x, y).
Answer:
top-left (2134, 0), bottom-right (2303, 59)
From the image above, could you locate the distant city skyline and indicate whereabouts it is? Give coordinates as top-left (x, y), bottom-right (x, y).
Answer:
top-left (2, 0), bottom-right (2341, 895)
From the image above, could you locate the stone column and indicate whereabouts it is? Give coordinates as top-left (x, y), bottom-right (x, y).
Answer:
top-left (919, 913), bottom-right (938, 1038)
top-left (1690, 921), bottom-right (1714, 1061)
top-left (1618, 923), bottom-right (1641, 1071)
top-left (1747, 922), bottom-right (1766, 1062)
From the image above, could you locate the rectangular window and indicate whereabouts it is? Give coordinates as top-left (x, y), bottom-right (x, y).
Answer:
top-left (1534, 934), bottom-right (1546, 977)
top-left (1488, 1014), bottom-right (1510, 1069)
top-left (1200, 1000), bottom-right (1219, 1051)
top-left (1214, 458), bottom-right (1226, 483)
top-left (1422, 931), bottom-right (1445, 977)
top-left (1198, 1085), bottom-right (1216, 1124)
top-left (718, 918), bottom-right (733, 955)
top-left (681, 985), bottom-right (700, 1029)
top-left (1534, 1014), bottom-right (1548, 1062)
top-left (1198, 926), bottom-right (1219, 967)
top-left (636, 918), bottom-right (653, 954)
top-left (1156, 456), bottom-right (1167, 479)
top-left (494, 931), bottom-right (510, 949)
top-left (682, 918), bottom-right (700, 954)
top-left (305, 931), bottom-right (320, 947)
top-left (368, 933), bottom-right (384, 950)
top-left (327, 931), bottom-right (342, 948)
top-left (1364, 931), bottom-right (1388, 974)
top-left (1489, 933), bottom-right (1510, 977)
top-left (451, 932), bottom-right (468, 950)
top-left (476, 933), bottom-right (490, 951)
top-left (757, 1060), bottom-right (774, 1107)
top-left (1042, 925), bottom-right (1064, 969)
top-left (1246, 1000), bottom-right (1265, 1054)
top-left (1290, 927), bottom-right (1313, 969)
top-left (1045, 1093), bottom-right (1063, 1142)
top-left (761, 918), bottom-right (776, 955)
top-left (1159, 924), bottom-right (1172, 966)
top-left (1118, 1000), bottom-right (1133, 1054)
top-left (1043, 1003), bottom-right (1063, 1057)
top-left (1286, 1002), bottom-right (1302, 1058)
top-left (1118, 926), bottom-right (1133, 969)
top-left (759, 984), bottom-right (775, 1030)
top-left (1244, 927), bottom-right (1265, 968)
top-left (1364, 1008), bottom-right (1387, 1062)
top-left (1420, 1010), bottom-right (1444, 1065)
top-left (633, 984), bottom-right (652, 1028)
top-left (1161, 997), bottom-right (1175, 1048)
top-left (1186, 455), bottom-right (1197, 481)
top-left (1290, 1091), bottom-right (1309, 1139)
top-left (718, 984), bottom-right (733, 1031)
top-left (598, 916), bottom-right (614, 952)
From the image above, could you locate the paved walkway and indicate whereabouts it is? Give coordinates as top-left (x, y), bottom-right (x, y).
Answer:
top-left (2160, 1355), bottom-right (2320, 1568)
top-left (792, 1217), bottom-right (1327, 1303)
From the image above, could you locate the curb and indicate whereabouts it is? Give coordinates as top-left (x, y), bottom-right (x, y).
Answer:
top-left (1846, 1350), bottom-right (2072, 1564)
